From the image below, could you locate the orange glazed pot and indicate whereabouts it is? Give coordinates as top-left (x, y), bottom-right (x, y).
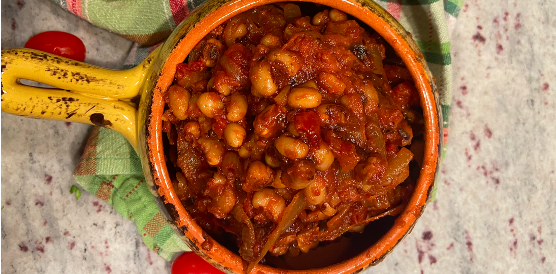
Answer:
top-left (1, 0), bottom-right (441, 273)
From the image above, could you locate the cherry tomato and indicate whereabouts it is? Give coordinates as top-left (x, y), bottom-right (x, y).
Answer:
top-left (171, 252), bottom-right (223, 274)
top-left (25, 31), bottom-right (86, 62)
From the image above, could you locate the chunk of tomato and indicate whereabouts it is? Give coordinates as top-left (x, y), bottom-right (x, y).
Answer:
top-left (294, 110), bottom-right (321, 147)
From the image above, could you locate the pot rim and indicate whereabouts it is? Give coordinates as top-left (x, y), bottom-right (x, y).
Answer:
top-left (146, 0), bottom-right (441, 273)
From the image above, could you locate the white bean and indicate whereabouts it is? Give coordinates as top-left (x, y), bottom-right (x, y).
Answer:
top-left (312, 11), bottom-right (329, 26)
top-left (318, 72), bottom-right (346, 95)
top-left (254, 104), bottom-right (285, 139)
top-left (329, 9), bottom-right (348, 22)
top-left (226, 93), bottom-right (248, 122)
top-left (197, 138), bottom-right (225, 166)
top-left (223, 20), bottom-right (247, 47)
top-left (304, 173), bottom-right (327, 205)
top-left (202, 38), bottom-right (225, 67)
top-left (224, 123), bottom-right (246, 148)
top-left (168, 85), bottom-right (191, 120)
top-left (252, 188), bottom-right (286, 222)
top-left (260, 34), bottom-right (281, 48)
top-left (221, 151), bottom-right (241, 179)
top-left (244, 161), bottom-right (273, 192)
top-left (287, 123), bottom-right (300, 137)
top-left (183, 121), bottom-right (200, 140)
top-left (267, 49), bottom-right (301, 77)
top-left (285, 160), bottom-right (316, 189)
top-left (197, 92), bottom-right (224, 118)
top-left (238, 134), bottom-right (255, 158)
top-left (264, 152), bottom-right (281, 168)
top-left (287, 87), bottom-right (322, 109)
top-left (360, 81), bottom-right (379, 113)
top-left (206, 173), bottom-right (237, 218)
top-left (250, 60), bottom-right (278, 97)
top-left (312, 142), bottom-right (335, 171)
top-left (275, 135), bottom-right (309, 159)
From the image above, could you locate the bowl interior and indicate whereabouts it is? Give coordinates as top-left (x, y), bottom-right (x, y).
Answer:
top-left (146, 0), bottom-right (441, 273)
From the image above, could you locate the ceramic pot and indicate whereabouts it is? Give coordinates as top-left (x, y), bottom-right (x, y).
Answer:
top-left (1, 0), bottom-right (442, 273)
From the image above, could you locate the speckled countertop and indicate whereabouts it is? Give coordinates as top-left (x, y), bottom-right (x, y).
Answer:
top-left (1, 0), bottom-right (555, 273)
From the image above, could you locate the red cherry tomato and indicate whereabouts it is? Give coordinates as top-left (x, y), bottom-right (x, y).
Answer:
top-left (171, 252), bottom-right (223, 274)
top-left (25, 31), bottom-right (86, 62)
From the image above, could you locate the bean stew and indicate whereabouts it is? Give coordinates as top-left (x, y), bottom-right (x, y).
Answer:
top-left (161, 3), bottom-right (424, 271)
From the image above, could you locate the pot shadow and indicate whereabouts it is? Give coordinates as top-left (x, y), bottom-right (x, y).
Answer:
top-left (264, 216), bottom-right (396, 270)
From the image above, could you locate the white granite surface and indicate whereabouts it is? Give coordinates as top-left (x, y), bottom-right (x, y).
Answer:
top-left (1, 0), bottom-right (170, 273)
top-left (1, 0), bottom-right (555, 273)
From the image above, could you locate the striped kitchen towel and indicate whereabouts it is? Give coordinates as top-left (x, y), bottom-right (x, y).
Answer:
top-left (69, 0), bottom-right (463, 261)
top-left (73, 126), bottom-right (190, 260)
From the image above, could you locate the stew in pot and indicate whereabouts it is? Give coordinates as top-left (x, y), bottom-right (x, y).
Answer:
top-left (162, 3), bottom-right (423, 270)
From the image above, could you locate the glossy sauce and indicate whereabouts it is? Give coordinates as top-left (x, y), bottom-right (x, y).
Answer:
top-left (163, 3), bottom-right (422, 264)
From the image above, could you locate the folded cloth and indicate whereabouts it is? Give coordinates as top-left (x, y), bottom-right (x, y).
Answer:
top-left (70, 0), bottom-right (463, 261)
top-left (73, 126), bottom-right (191, 260)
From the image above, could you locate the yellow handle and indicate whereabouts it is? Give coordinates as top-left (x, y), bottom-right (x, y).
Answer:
top-left (1, 48), bottom-right (159, 149)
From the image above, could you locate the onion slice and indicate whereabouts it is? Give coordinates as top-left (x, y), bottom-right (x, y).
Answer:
top-left (348, 202), bottom-right (405, 230)
top-left (382, 147), bottom-right (413, 186)
top-left (246, 191), bottom-right (306, 273)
